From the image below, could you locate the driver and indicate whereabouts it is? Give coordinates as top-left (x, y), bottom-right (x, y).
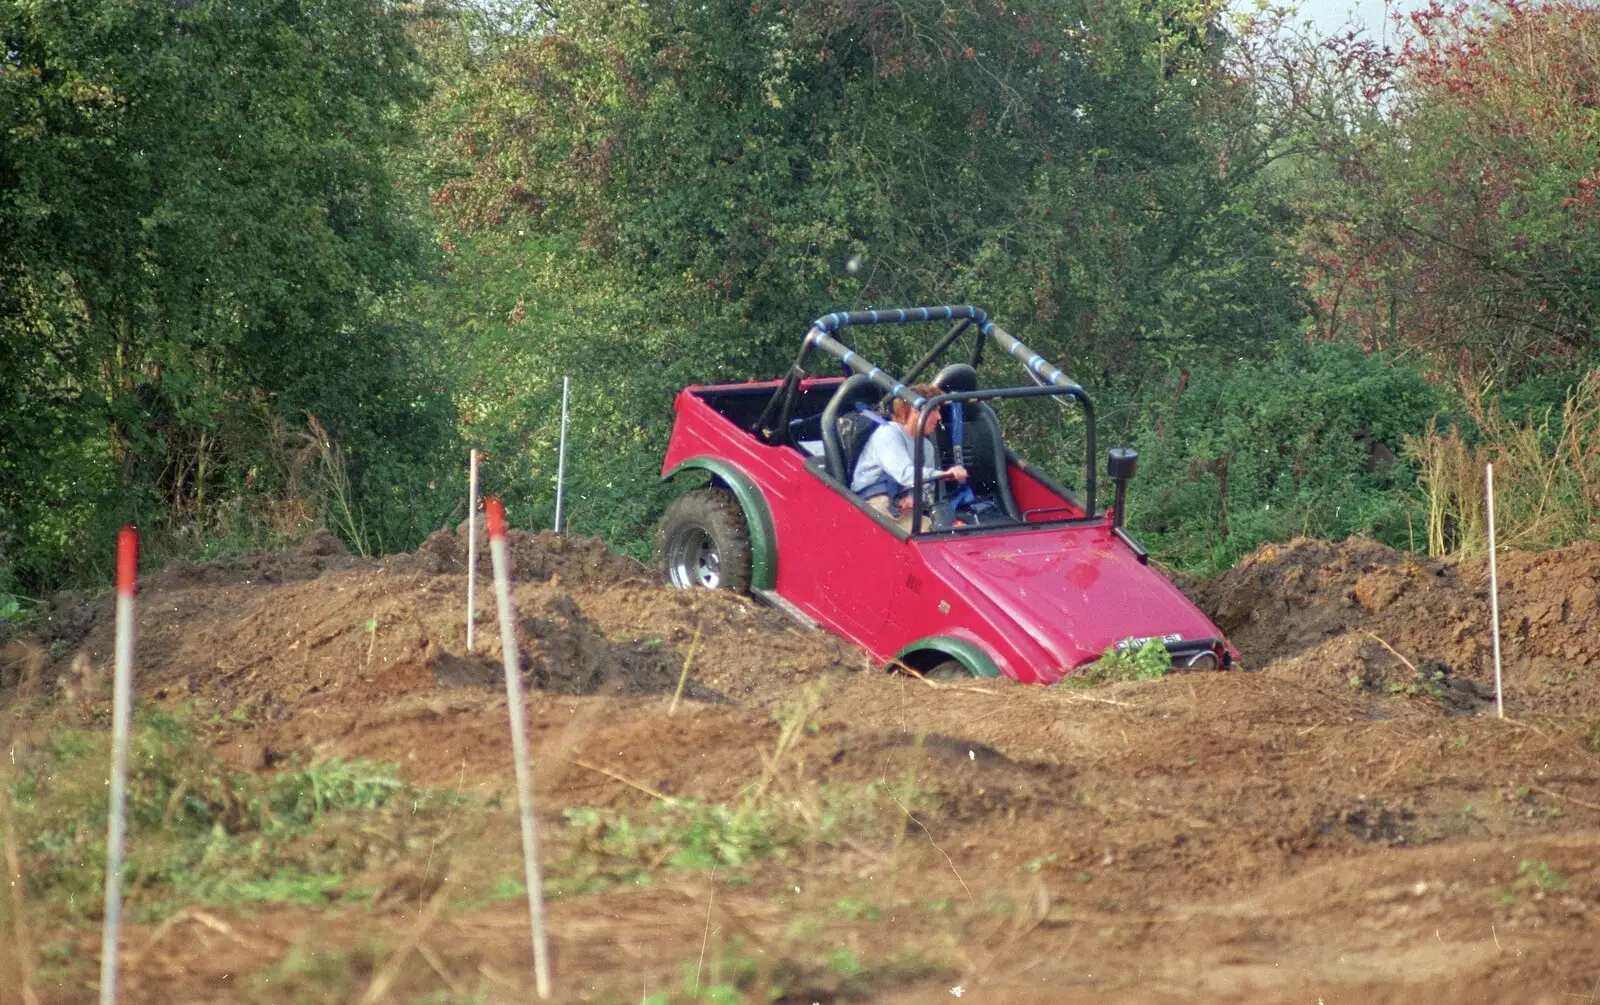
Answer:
top-left (850, 383), bottom-right (969, 530)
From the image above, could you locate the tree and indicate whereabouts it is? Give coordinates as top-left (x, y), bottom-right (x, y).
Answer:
top-left (1291, 0), bottom-right (1600, 380)
top-left (424, 0), bottom-right (1302, 380)
top-left (0, 0), bottom-right (445, 589)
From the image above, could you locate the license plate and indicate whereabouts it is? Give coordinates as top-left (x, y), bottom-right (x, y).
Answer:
top-left (1116, 633), bottom-right (1183, 652)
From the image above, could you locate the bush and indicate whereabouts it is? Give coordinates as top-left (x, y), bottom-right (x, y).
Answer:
top-left (1062, 638), bottom-right (1173, 687)
top-left (1122, 340), bottom-right (1441, 575)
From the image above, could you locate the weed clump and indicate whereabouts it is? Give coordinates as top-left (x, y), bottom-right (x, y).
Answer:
top-left (550, 801), bottom-right (783, 896)
top-left (548, 779), bottom-right (926, 897)
top-left (1501, 858), bottom-right (1570, 905)
top-left (7, 704), bottom-right (452, 922)
top-left (1060, 638), bottom-right (1173, 688)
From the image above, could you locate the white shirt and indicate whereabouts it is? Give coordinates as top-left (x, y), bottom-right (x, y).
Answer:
top-left (850, 421), bottom-right (940, 496)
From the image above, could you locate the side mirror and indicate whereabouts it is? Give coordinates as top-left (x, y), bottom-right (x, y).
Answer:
top-left (1107, 447), bottom-right (1139, 527)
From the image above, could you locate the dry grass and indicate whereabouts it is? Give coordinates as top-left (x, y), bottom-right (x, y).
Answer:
top-left (287, 414), bottom-right (369, 557)
top-left (1406, 369), bottom-right (1600, 556)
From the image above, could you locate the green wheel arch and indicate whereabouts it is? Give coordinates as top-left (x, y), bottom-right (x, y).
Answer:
top-left (890, 636), bottom-right (1002, 679)
top-left (662, 457), bottom-right (777, 591)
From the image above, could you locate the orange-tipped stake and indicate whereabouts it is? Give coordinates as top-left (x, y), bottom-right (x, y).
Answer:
top-left (467, 449), bottom-right (480, 651)
top-left (485, 499), bottom-right (552, 998)
top-left (100, 527), bottom-right (138, 1005)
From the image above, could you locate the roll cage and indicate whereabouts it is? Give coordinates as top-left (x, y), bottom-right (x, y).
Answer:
top-left (752, 305), bottom-right (1099, 532)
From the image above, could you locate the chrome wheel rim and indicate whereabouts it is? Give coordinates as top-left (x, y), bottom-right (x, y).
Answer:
top-left (668, 527), bottom-right (721, 589)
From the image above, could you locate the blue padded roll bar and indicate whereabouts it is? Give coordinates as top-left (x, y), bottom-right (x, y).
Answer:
top-left (810, 305), bottom-right (989, 334)
top-left (805, 330), bottom-right (930, 411)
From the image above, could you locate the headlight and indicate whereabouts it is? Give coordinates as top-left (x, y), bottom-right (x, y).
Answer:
top-left (1183, 651), bottom-right (1219, 671)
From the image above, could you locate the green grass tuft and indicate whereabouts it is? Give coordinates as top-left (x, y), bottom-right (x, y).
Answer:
top-left (8, 703), bottom-right (456, 923)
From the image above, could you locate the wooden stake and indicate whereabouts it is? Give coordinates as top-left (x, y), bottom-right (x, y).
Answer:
top-left (486, 499), bottom-right (552, 999)
top-left (554, 377), bottom-right (570, 534)
top-left (1486, 463), bottom-right (1504, 719)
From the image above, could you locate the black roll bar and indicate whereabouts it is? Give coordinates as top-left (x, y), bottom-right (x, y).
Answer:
top-left (753, 304), bottom-right (1097, 518)
top-left (909, 386), bottom-right (1096, 534)
top-left (902, 318), bottom-right (972, 385)
top-left (795, 304), bottom-right (1086, 421)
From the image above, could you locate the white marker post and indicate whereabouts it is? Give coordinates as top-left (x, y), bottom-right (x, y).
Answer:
top-left (485, 499), bottom-right (552, 998)
top-left (1486, 463), bottom-right (1505, 719)
top-left (99, 527), bottom-right (138, 1005)
top-left (467, 449), bottom-right (480, 652)
top-left (553, 376), bottom-right (570, 535)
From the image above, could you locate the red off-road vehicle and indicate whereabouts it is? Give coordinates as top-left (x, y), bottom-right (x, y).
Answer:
top-left (656, 306), bottom-right (1236, 682)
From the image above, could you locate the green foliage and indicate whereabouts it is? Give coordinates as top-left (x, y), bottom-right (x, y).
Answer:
top-left (1502, 858), bottom-right (1570, 904)
top-left (246, 945), bottom-right (360, 1002)
top-left (426, 0), bottom-right (1270, 356)
top-left (828, 946), bottom-right (865, 979)
top-left (550, 778), bottom-right (923, 896)
top-left (7, 705), bottom-right (451, 921)
top-left (1387, 665), bottom-right (1448, 703)
top-left (1066, 637), bottom-right (1173, 686)
top-left (407, 0), bottom-right (1309, 555)
top-left (1020, 854), bottom-right (1060, 874)
top-left (402, 230), bottom-right (692, 552)
top-left (831, 896), bottom-right (881, 920)
top-left (0, 593), bottom-right (25, 626)
top-left (1515, 859), bottom-right (1568, 892)
top-left (10, 0), bottom-right (1589, 587)
top-left (1122, 340), bottom-right (1441, 573)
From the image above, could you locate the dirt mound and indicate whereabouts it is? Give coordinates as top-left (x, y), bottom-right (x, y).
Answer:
top-left (413, 523), bottom-right (652, 587)
top-left (10, 527), bottom-right (1600, 1005)
top-left (1197, 535), bottom-right (1600, 713)
top-left (9, 524), bottom-right (861, 775)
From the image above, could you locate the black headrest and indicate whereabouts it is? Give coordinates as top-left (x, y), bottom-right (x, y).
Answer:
top-left (821, 375), bottom-right (886, 482)
top-left (823, 374), bottom-right (882, 420)
top-left (932, 363), bottom-right (978, 394)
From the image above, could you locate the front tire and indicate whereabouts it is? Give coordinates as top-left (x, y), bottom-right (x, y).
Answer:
top-left (655, 487), bottom-right (752, 592)
top-left (891, 656), bottom-right (970, 680)
top-left (924, 658), bottom-right (970, 680)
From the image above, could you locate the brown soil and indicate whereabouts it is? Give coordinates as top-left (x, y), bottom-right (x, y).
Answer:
top-left (1196, 535), bottom-right (1600, 714)
top-left (3, 529), bottom-right (1600, 1004)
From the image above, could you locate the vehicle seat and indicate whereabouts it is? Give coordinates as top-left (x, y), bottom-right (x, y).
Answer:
top-left (787, 412), bottom-right (823, 450)
top-left (821, 375), bottom-right (886, 484)
top-left (932, 364), bottom-right (1020, 520)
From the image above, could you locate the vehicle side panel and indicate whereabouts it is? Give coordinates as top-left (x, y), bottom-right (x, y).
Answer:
top-left (661, 386), bottom-right (915, 654)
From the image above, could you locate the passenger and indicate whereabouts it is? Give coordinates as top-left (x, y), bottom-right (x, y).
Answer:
top-left (850, 383), bottom-right (969, 530)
